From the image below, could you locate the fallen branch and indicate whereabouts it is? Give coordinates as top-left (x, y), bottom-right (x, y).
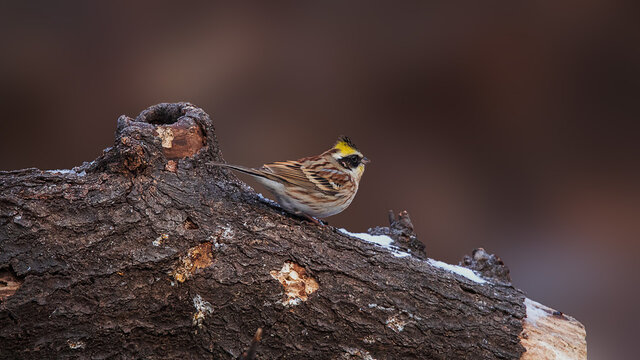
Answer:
top-left (0, 103), bottom-right (586, 359)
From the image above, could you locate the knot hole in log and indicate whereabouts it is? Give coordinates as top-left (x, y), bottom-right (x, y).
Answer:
top-left (96, 102), bottom-right (225, 174)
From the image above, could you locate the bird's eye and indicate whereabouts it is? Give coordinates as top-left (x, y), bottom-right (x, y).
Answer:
top-left (341, 155), bottom-right (359, 168)
top-left (338, 155), bottom-right (362, 169)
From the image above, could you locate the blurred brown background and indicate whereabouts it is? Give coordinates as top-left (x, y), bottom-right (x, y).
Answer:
top-left (1, 1), bottom-right (638, 358)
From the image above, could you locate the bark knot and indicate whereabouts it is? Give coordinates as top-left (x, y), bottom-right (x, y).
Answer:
top-left (106, 102), bottom-right (220, 175)
top-left (460, 247), bottom-right (512, 284)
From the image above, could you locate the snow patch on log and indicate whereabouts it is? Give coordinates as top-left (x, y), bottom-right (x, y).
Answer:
top-left (45, 168), bottom-right (86, 177)
top-left (270, 262), bottom-right (319, 306)
top-left (427, 259), bottom-right (487, 283)
top-left (524, 298), bottom-right (548, 325)
top-left (338, 229), bottom-right (410, 258)
top-left (520, 298), bottom-right (587, 360)
top-left (339, 228), bottom-right (486, 283)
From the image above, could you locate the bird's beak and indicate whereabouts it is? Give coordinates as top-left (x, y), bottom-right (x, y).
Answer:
top-left (362, 157), bottom-right (371, 164)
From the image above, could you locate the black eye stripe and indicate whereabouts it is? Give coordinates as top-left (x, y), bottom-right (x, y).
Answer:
top-left (339, 155), bottom-right (362, 168)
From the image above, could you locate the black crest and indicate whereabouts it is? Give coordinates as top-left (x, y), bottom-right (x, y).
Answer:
top-left (337, 135), bottom-right (359, 150)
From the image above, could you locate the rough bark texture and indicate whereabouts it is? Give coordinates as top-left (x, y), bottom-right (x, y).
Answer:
top-left (0, 103), bottom-right (541, 359)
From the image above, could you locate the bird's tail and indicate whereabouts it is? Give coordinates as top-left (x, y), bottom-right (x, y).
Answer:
top-left (209, 163), bottom-right (276, 182)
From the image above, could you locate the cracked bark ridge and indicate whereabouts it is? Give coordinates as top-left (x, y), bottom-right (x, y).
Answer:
top-left (0, 103), bottom-right (532, 359)
top-left (367, 210), bottom-right (426, 258)
top-left (461, 248), bottom-right (512, 285)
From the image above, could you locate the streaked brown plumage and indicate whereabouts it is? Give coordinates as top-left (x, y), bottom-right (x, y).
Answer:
top-left (211, 136), bottom-right (369, 222)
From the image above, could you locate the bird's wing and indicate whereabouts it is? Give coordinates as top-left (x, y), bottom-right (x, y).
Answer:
top-left (302, 168), bottom-right (351, 192)
top-left (263, 161), bottom-right (341, 195)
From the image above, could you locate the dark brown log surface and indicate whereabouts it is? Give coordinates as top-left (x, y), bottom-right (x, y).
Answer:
top-left (0, 103), bottom-right (528, 359)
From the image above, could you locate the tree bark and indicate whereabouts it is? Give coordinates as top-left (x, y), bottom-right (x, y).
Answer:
top-left (0, 103), bottom-right (585, 359)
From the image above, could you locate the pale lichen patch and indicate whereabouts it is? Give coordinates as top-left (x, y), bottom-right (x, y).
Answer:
top-left (153, 233), bottom-right (169, 247)
top-left (362, 335), bottom-right (376, 344)
top-left (170, 242), bottom-right (214, 283)
top-left (386, 314), bottom-right (407, 333)
top-left (365, 303), bottom-right (421, 332)
top-left (156, 127), bottom-right (175, 148)
top-left (341, 347), bottom-right (376, 360)
top-left (67, 339), bottom-right (86, 350)
top-left (270, 262), bottom-right (319, 306)
top-left (367, 303), bottom-right (393, 311)
top-left (213, 225), bottom-right (234, 241)
top-left (207, 225), bottom-right (234, 250)
top-left (192, 294), bottom-right (214, 327)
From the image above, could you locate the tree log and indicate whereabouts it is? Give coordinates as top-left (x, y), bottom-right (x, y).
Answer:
top-left (0, 103), bottom-right (586, 359)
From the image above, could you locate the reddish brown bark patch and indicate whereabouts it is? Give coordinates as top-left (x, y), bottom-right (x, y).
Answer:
top-left (171, 242), bottom-right (215, 283)
top-left (0, 269), bottom-right (23, 301)
top-left (155, 122), bottom-right (205, 160)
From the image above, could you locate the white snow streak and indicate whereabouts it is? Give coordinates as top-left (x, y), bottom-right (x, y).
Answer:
top-left (524, 297), bottom-right (548, 325)
top-left (339, 228), bottom-right (487, 283)
top-left (46, 168), bottom-right (86, 177)
top-left (338, 229), bottom-right (410, 258)
top-left (426, 259), bottom-right (486, 283)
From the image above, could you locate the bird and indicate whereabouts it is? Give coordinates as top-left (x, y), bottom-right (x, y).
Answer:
top-left (211, 136), bottom-right (369, 224)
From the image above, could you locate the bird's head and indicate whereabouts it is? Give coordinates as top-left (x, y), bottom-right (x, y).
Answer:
top-left (331, 136), bottom-right (370, 178)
